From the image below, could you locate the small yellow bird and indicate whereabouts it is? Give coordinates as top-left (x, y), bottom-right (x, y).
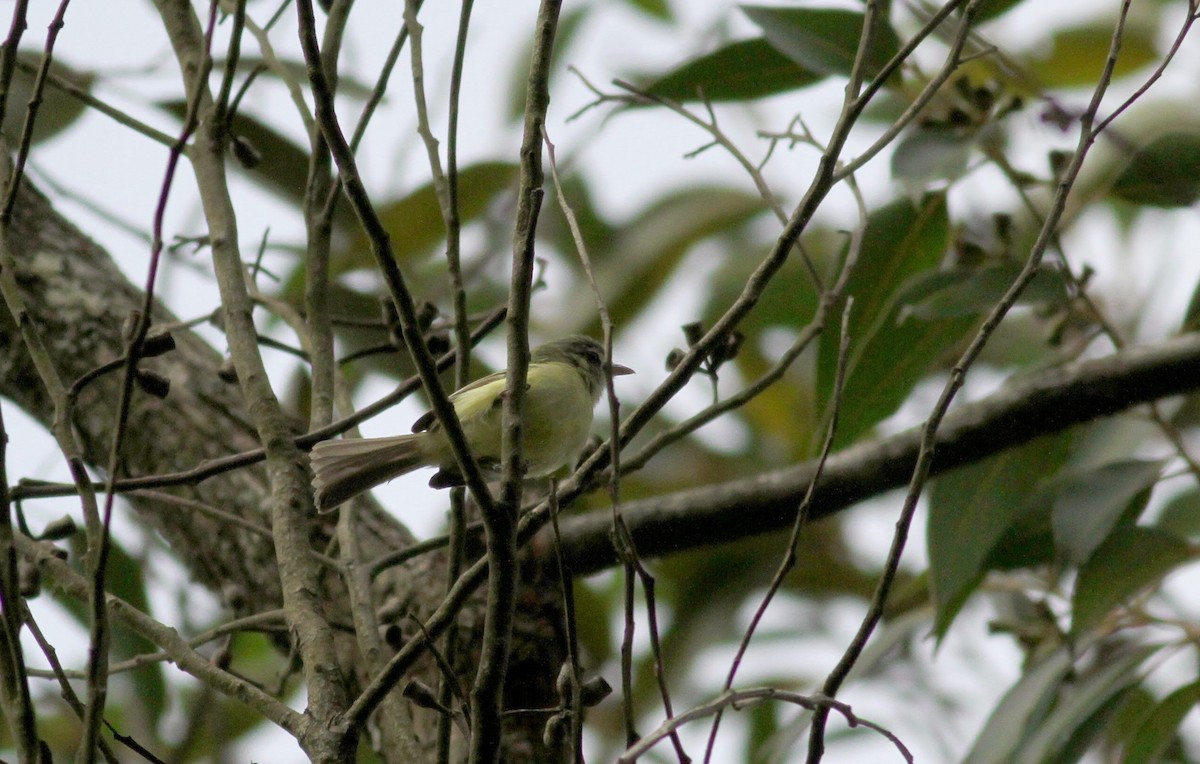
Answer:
top-left (310, 336), bottom-right (633, 511)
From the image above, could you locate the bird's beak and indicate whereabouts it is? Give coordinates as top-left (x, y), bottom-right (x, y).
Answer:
top-left (610, 363), bottom-right (635, 377)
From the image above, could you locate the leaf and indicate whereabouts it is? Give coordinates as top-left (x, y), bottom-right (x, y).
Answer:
top-left (1123, 679), bottom-right (1200, 764)
top-left (986, 491), bottom-right (1058, 571)
top-left (159, 101), bottom-right (314, 209)
top-left (6, 52), bottom-right (94, 145)
top-left (746, 695), bottom-right (781, 762)
top-left (1157, 487), bottom-right (1200, 539)
top-left (585, 187), bottom-right (768, 327)
top-left (1032, 21), bottom-right (1159, 88)
top-left (343, 161), bottom-right (519, 270)
top-left (975, 0), bottom-right (1029, 22)
top-left (646, 38), bottom-right (823, 103)
top-left (929, 434), bottom-right (1069, 638)
top-left (1182, 275), bottom-right (1200, 331)
top-left (1112, 132), bottom-right (1200, 208)
top-left (899, 263), bottom-right (1069, 320)
top-left (1050, 459), bottom-right (1165, 567)
top-left (816, 194), bottom-right (956, 447)
top-left (741, 5), bottom-right (902, 80)
top-left (1071, 527), bottom-right (1191, 636)
top-left (572, 578), bottom-right (617, 665)
top-left (621, 0), bottom-right (672, 21)
top-left (1015, 646), bottom-right (1159, 762)
top-left (508, 5), bottom-right (589, 121)
top-left (836, 312), bottom-right (979, 450)
top-left (964, 647), bottom-right (1074, 764)
top-left (63, 533), bottom-right (167, 725)
top-left (215, 56), bottom-right (376, 99)
top-left (890, 125), bottom-right (974, 185)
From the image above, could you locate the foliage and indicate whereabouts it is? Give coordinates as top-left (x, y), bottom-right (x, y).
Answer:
top-left (2, 0), bottom-right (1200, 762)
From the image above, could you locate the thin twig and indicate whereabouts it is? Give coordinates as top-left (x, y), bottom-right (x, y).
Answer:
top-left (0, 0), bottom-right (30, 135)
top-left (238, 7), bottom-right (314, 134)
top-left (2, 0), bottom-right (72, 221)
top-left (16, 532), bottom-right (304, 733)
top-left (80, 5), bottom-right (219, 756)
top-left (156, 0), bottom-right (353, 749)
top-left (295, 0), bottom-right (495, 519)
top-left (347, 1), bottom-right (420, 153)
top-left (11, 308), bottom-right (507, 503)
top-left (544, 124), bottom-right (676, 757)
top-left (26, 609), bottom-right (287, 680)
top-left (806, 2), bottom-right (1132, 761)
top-left (23, 609), bottom-right (123, 763)
top-left (0, 147), bottom-right (105, 761)
top-left (619, 687), bottom-right (911, 764)
top-left (439, 0), bottom-right (476, 757)
top-left (546, 483), bottom-right (584, 762)
top-left (833, 0), bottom-right (976, 180)
top-left (12, 56), bottom-right (175, 147)
top-left (608, 78), bottom-right (787, 224)
top-left (703, 299), bottom-right (855, 763)
top-left (468, 0), bottom-right (562, 757)
top-left (0, 405), bottom-right (39, 761)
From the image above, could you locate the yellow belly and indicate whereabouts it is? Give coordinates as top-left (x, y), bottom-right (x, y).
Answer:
top-left (428, 361), bottom-right (596, 478)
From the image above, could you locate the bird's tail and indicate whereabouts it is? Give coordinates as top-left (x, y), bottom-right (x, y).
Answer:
top-left (310, 435), bottom-right (427, 512)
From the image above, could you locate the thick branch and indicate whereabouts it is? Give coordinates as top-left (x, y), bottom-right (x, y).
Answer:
top-left (0, 151), bottom-right (443, 759)
top-left (558, 333), bottom-right (1200, 573)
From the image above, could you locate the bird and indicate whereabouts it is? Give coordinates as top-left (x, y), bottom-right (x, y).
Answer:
top-left (310, 335), bottom-right (633, 511)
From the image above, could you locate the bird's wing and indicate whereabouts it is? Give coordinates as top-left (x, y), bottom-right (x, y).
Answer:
top-left (410, 369), bottom-right (508, 432)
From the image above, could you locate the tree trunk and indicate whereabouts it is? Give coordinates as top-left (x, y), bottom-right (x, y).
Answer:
top-left (0, 177), bottom-right (566, 761)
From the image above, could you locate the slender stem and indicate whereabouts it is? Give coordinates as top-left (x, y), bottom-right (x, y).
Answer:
top-left (295, 0), bottom-right (495, 517)
top-left (469, 1), bottom-right (561, 757)
top-left (806, 2), bottom-right (1131, 760)
top-left (439, 0), bottom-right (476, 757)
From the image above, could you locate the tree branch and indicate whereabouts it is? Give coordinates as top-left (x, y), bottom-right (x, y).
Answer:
top-left (558, 331), bottom-right (1200, 574)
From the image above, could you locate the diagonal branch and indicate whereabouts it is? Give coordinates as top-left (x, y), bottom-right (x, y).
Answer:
top-left (557, 331), bottom-right (1200, 574)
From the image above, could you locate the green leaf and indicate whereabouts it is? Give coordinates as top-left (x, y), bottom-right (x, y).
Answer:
top-left (817, 194), bottom-right (955, 447)
top-left (986, 491), bottom-right (1058, 571)
top-left (646, 38), bottom-right (823, 103)
top-left (1071, 527), bottom-right (1191, 636)
top-left (621, 0), bottom-right (672, 21)
top-left (929, 434), bottom-right (1070, 638)
top-left (890, 125), bottom-right (974, 185)
top-left (900, 263), bottom-right (1069, 320)
top-left (216, 57), bottom-right (376, 99)
top-left (1182, 274), bottom-right (1200, 331)
top-left (160, 101), bottom-right (314, 210)
top-left (836, 312), bottom-right (978, 450)
top-left (1112, 132), bottom-right (1200, 208)
top-left (964, 647), bottom-right (1074, 764)
top-left (975, 0), bottom-right (1028, 22)
top-left (1032, 21), bottom-right (1159, 88)
top-left (585, 187), bottom-right (768, 328)
top-left (63, 533), bottom-right (167, 725)
top-left (745, 694), bottom-right (781, 761)
top-left (741, 5), bottom-right (902, 80)
top-left (507, 5), bottom-right (589, 121)
top-left (1015, 646), bottom-right (1159, 762)
top-left (1123, 680), bottom-right (1200, 764)
top-left (6, 52), bottom-right (94, 145)
top-left (1050, 459), bottom-right (1164, 567)
top-left (343, 161), bottom-right (519, 270)
top-left (1054, 686), bottom-right (1138, 764)
top-left (572, 578), bottom-right (617, 665)
top-left (1157, 487), bottom-right (1200, 539)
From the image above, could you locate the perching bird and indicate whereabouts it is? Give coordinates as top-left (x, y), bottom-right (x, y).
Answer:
top-left (310, 335), bottom-right (633, 511)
